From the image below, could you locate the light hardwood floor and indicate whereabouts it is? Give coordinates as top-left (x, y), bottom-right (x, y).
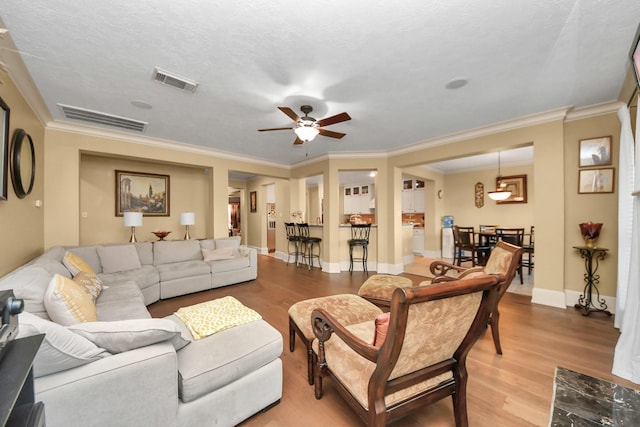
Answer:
top-left (148, 255), bottom-right (635, 427)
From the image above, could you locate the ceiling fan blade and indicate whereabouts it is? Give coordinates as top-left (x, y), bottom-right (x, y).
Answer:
top-left (278, 106), bottom-right (301, 122)
top-left (293, 137), bottom-right (304, 145)
top-left (318, 128), bottom-right (346, 139)
top-left (258, 127), bottom-right (294, 132)
top-left (316, 112), bottom-right (351, 127)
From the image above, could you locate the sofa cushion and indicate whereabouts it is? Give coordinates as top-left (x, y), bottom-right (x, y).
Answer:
top-left (208, 254), bottom-right (251, 274)
top-left (69, 318), bottom-right (189, 353)
top-left (17, 312), bottom-right (109, 377)
top-left (44, 274), bottom-right (98, 325)
top-left (95, 282), bottom-right (150, 321)
top-left (199, 239), bottom-right (215, 250)
top-left (72, 271), bottom-right (104, 303)
top-left (202, 247), bottom-right (235, 261)
top-left (156, 261), bottom-right (210, 282)
top-left (66, 247), bottom-right (102, 274)
top-left (167, 316), bottom-right (283, 403)
top-left (153, 240), bottom-right (202, 265)
top-left (214, 237), bottom-right (241, 250)
top-left (63, 251), bottom-right (96, 276)
top-left (97, 245), bottom-right (142, 274)
top-left (134, 242), bottom-right (154, 265)
top-left (98, 265), bottom-right (159, 292)
top-left (0, 265), bottom-right (57, 319)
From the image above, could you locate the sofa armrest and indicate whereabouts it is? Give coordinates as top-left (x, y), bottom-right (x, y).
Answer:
top-left (36, 342), bottom-right (179, 427)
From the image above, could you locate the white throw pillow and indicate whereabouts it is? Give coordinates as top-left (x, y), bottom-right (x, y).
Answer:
top-left (17, 312), bottom-right (109, 377)
top-left (69, 318), bottom-right (190, 353)
top-left (97, 245), bottom-right (142, 274)
top-left (44, 274), bottom-right (98, 326)
top-left (202, 247), bottom-right (235, 261)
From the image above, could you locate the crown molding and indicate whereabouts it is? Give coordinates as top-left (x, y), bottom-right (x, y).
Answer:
top-left (564, 101), bottom-right (625, 122)
top-left (46, 120), bottom-right (291, 170)
top-left (389, 107), bottom-right (570, 157)
top-left (290, 149), bottom-right (387, 169)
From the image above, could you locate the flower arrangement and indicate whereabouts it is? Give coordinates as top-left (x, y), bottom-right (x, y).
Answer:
top-left (579, 222), bottom-right (602, 248)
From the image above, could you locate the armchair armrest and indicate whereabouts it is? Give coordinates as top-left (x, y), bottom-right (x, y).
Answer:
top-left (312, 308), bottom-right (378, 363)
top-left (429, 261), bottom-right (469, 277)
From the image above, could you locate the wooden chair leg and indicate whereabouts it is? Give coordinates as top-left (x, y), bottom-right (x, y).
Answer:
top-left (306, 343), bottom-right (314, 385)
top-left (452, 366), bottom-right (470, 427)
top-left (289, 319), bottom-right (295, 352)
top-left (490, 310), bottom-right (503, 355)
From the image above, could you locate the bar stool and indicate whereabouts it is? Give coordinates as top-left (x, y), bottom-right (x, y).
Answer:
top-left (284, 222), bottom-right (303, 266)
top-left (297, 223), bottom-right (321, 270)
top-left (348, 223), bottom-right (371, 274)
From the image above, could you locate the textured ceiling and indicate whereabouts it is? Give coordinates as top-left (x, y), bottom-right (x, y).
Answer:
top-left (1, 1), bottom-right (639, 167)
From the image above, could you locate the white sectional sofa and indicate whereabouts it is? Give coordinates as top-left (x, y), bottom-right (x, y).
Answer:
top-left (0, 236), bottom-right (282, 427)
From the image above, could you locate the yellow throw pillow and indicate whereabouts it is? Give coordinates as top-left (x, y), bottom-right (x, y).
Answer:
top-left (72, 271), bottom-right (104, 303)
top-left (63, 251), bottom-right (96, 276)
top-left (44, 274), bottom-right (98, 326)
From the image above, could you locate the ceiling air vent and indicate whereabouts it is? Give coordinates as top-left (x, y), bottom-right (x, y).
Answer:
top-left (152, 67), bottom-right (198, 92)
top-left (59, 104), bottom-right (148, 132)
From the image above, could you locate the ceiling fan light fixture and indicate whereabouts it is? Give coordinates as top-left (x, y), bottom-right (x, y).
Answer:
top-left (294, 125), bottom-right (320, 142)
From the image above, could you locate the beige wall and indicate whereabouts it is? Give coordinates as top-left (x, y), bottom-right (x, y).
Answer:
top-left (0, 72), bottom-right (46, 275)
top-left (563, 113), bottom-right (620, 296)
top-left (79, 154), bottom-right (211, 245)
top-left (443, 164), bottom-right (534, 229)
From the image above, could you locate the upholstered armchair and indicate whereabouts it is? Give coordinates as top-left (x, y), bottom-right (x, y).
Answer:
top-left (312, 275), bottom-right (500, 427)
top-left (428, 240), bottom-right (523, 355)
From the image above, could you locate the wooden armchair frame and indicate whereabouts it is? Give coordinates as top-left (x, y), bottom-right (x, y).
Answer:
top-left (312, 275), bottom-right (500, 427)
top-left (429, 240), bottom-right (523, 354)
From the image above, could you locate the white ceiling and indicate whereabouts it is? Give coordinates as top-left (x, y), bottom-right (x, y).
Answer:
top-left (1, 1), bottom-right (639, 168)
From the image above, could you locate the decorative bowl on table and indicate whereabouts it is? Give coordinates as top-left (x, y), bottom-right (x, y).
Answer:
top-left (152, 231), bottom-right (171, 241)
top-left (579, 222), bottom-right (602, 248)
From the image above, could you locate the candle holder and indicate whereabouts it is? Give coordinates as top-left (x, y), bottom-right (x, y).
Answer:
top-left (579, 222), bottom-right (602, 248)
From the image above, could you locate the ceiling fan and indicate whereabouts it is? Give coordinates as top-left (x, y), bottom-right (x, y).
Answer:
top-left (258, 105), bottom-right (351, 145)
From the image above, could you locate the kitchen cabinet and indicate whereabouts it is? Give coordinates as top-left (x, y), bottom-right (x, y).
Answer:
top-left (402, 180), bottom-right (425, 213)
top-left (344, 184), bottom-right (375, 214)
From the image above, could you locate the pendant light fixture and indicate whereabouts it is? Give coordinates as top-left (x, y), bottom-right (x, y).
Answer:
top-left (487, 152), bottom-right (512, 201)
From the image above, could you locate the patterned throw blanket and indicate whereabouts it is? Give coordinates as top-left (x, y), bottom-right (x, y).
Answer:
top-left (175, 296), bottom-right (262, 340)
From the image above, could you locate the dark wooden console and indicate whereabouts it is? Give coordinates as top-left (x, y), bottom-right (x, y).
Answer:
top-left (0, 334), bottom-right (45, 427)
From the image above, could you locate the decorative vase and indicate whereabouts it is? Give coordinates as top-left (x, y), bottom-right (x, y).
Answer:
top-left (579, 222), bottom-right (602, 248)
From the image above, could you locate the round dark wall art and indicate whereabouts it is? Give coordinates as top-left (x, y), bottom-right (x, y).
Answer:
top-left (10, 129), bottom-right (35, 199)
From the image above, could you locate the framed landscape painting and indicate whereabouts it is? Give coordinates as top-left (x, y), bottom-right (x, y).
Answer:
top-left (116, 170), bottom-right (170, 216)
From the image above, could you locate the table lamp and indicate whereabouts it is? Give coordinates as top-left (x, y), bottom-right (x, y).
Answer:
top-left (123, 212), bottom-right (143, 242)
top-left (180, 212), bottom-right (195, 240)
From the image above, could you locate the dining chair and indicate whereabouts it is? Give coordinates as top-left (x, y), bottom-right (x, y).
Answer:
top-left (453, 226), bottom-right (490, 266)
top-left (521, 226), bottom-right (534, 275)
top-left (495, 228), bottom-right (525, 284)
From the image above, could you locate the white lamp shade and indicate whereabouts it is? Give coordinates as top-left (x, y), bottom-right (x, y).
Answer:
top-left (123, 212), bottom-right (143, 227)
top-left (487, 190), bottom-right (511, 201)
top-left (294, 125), bottom-right (320, 142)
top-left (180, 212), bottom-right (195, 225)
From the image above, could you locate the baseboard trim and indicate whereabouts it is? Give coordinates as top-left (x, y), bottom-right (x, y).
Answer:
top-left (531, 287), bottom-right (566, 308)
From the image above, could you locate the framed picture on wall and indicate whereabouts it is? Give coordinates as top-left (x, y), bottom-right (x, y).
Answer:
top-left (115, 170), bottom-right (170, 216)
top-left (578, 168), bottom-right (615, 194)
top-left (496, 174), bottom-right (527, 204)
top-left (250, 191), bottom-right (257, 212)
top-left (0, 96), bottom-right (9, 201)
top-left (579, 136), bottom-right (611, 167)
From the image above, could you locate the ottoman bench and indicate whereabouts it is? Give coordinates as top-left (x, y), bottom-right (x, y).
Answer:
top-left (356, 274), bottom-right (414, 309)
top-left (288, 294), bottom-right (382, 384)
